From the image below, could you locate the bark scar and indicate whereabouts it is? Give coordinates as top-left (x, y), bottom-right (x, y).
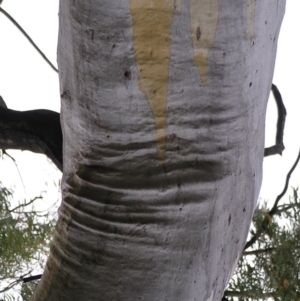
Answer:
top-left (196, 26), bottom-right (201, 40)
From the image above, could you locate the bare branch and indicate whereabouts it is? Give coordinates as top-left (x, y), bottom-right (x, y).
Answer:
top-left (243, 247), bottom-right (275, 256)
top-left (22, 274), bottom-right (42, 283)
top-left (3, 150), bottom-right (26, 191)
top-left (224, 290), bottom-right (276, 298)
top-left (264, 84), bottom-right (287, 157)
top-left (243, 245), bottom-right (300, 256)
top-left (0, 96), bottom-right (62, 171)
top-left (0, 7), bottom-right (58, 73)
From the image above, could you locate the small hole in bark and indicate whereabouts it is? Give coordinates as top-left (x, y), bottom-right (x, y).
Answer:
top-left (124, 70), bottom-right (131, 79)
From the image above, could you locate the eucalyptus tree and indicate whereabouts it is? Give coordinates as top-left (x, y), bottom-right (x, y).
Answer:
top-left (2, 0), bottom-right (287, 300)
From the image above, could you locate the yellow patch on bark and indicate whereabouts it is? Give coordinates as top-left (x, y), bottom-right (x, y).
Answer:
top-left (190, 0), bottom-right (219, 87)
top-left (246, 0), bottom-right (255, 40)
top-left (130, 0), bottom-right (174, 163)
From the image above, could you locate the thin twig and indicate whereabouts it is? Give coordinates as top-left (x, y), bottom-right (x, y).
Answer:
top-left (0, 271), bottom-right (32, 293)
top-left (10, 196), bottom-right (42, 213)
top-left (0, 7), bottom-right (58, 73)
top-left (3, 150), bottom-right (26, 192)
top-left (269, 148), bottom-right (300, 216)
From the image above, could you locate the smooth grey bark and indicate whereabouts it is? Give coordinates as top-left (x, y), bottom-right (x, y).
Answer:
top-left (33, 1), bottom-right (285, 300)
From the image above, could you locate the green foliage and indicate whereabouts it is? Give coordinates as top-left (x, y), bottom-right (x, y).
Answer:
top-left (226, 188), bottom-right (300, 300)
top-left (20, 281), bottom-right (39, 301)
top-left (0, 184), bottom-right (56, 300)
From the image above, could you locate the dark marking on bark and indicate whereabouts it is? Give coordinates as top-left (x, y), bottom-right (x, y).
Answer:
top-left (196, 26), bottom-right (201, 40)
top-left (90, 29), bottom-right (94, 41)
top-left (61, 90), bottom-right (71, 102)
top-left (228, 214), bottom-right (231, 225)
top-left (124, 70), bottom-right (131, 80)
top-left (167, 133), bottom-right (176, 142)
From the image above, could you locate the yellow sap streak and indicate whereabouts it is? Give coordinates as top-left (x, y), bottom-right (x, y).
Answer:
top-left (190, 0), bottom-right (219, 87)
top-left (130, 0), bottom-right (173, 163)
top-left (246, 0), bottom-right (255, 40)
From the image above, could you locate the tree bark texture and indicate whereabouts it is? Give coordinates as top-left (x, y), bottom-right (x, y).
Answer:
top-left (33, 1), bottom-right (286, 300)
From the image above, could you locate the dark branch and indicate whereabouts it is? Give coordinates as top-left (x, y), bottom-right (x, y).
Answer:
top-left (0, 96), bottom-right (62, 171)
top-left (22, 274), bottom-right (42, 283)
top-left (243, 244), bottom-right (300, 256)
top-left (223, 290), bottom-right (275, 298)
top-left (0, 7), bottom-right (58, 73)
top-left (264, 84), bottom-right (286, 157)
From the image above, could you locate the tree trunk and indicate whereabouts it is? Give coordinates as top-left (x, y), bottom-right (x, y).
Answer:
top-left (33, 1), bottom-right (286, 300)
